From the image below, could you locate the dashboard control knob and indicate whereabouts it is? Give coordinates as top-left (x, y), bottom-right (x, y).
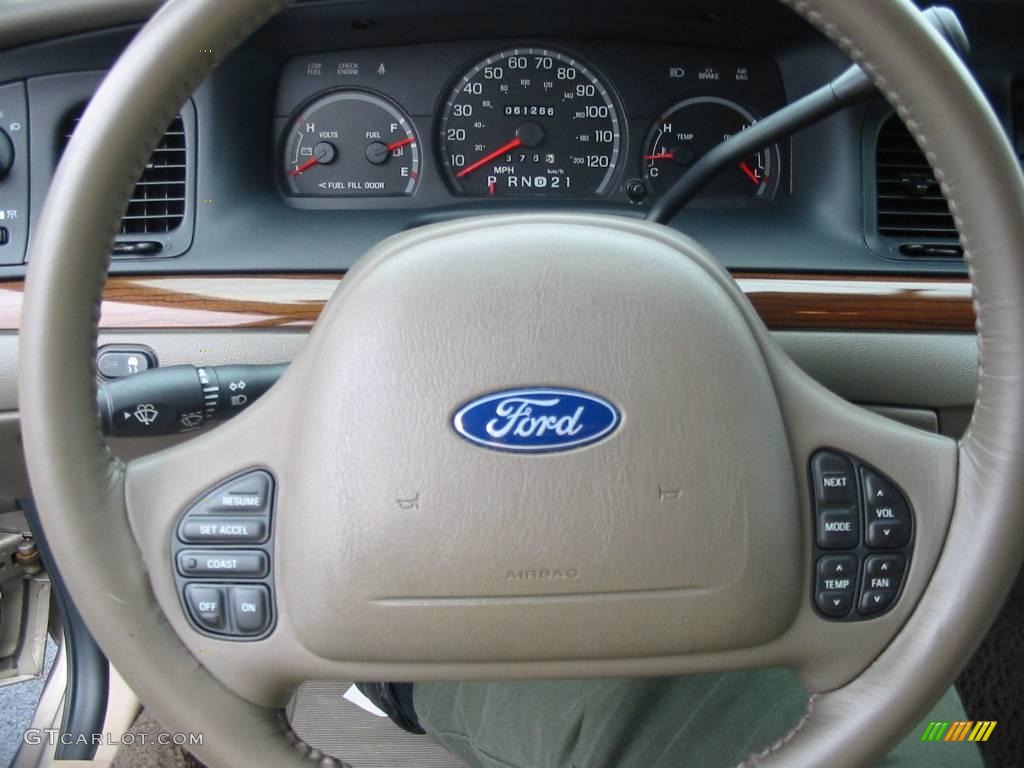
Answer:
top-left (0, 129), bottom-right (13, 180)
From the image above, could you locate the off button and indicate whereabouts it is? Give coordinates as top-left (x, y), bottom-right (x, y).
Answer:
top-left (184, 584), bottom-right (226, 632)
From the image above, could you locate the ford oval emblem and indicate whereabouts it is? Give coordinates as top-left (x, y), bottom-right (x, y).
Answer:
top-left (453, 387), bottom-right (621, 453)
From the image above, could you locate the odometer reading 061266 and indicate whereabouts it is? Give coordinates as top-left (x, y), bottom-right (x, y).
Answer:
top-left (439, 48), bottom-right (622, 197)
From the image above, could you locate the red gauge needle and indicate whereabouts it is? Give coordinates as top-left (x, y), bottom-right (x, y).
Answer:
top-left (387, 137), bottom-right (416, 152)
top-left (291, 156), bottom-right (319, 176)
top-left (644, 152), bottom-right (675, 161)
top-left (457, 137), bottom-right (523, 178)
top-left (739, 161), bottom-right (766, 186)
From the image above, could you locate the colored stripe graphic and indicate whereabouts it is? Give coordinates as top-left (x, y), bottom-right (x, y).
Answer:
top-left (945, 721), bottom-right (970, 741)
top-left (971, 722), bottom-right (997, 742)
top-left (922, 721), bottom-right (996, 742)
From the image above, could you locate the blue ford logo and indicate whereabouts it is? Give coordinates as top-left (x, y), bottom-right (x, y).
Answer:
top-left (453, 387), bottom-right (620, 453)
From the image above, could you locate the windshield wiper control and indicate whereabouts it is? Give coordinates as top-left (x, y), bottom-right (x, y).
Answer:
top-left (97, 363), bottom-right (287, 437)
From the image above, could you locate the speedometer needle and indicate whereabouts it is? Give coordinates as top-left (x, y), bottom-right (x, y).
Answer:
top-left (457, 137), bottom-right (523, 178)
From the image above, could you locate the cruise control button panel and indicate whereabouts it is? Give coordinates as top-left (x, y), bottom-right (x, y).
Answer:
top-left (172, 470), bottom-right (276, 640)
top-left (809, 451), bottom-right (914, 621)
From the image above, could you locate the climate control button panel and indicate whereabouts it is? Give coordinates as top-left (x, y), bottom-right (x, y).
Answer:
top-left (172, 470), bottom-right (276, 640)
top-left (809, 450), bottom-right (914, 621)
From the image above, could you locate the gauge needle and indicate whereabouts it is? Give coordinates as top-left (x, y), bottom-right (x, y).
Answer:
top-left (291, 157), bottom-right (319, 176)
top-left (644, 152), bottom-right (675, 160)
top-left (387, 137), bottom-right (416, 151)
top-left (457, 137), bottom-right (524, 178)
top-left (739, 161), bottom-right (766, 185)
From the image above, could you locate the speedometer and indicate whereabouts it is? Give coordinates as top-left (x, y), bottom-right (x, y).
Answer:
top-left (439, 47), bottom-right (622, 197)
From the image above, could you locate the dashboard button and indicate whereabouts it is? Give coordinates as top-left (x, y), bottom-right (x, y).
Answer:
top-left (230, 586), bottom-right (270, 635)
top-left (866, 519), bottom-right (910, 548)
top-left (816, 590), bottom-right (853, 617)
top-left (211, 471), bottom-right (272, 512)
top-left (865, 553), bottom-right (905, 580)
top-left (817, 554), bottom-right (857, 582)
top-left (816, 506), bottom-right (859, 549)
top-left (184, 584), bottom-right (226, 632)
top-left (179, 517), bottom-right (267, 544)
top-left (811, 451), bottom-right (857, 504)
top-left (177, 550), bottom-right (267, 578)
top-left (97, 347), bottom-right (154, 379)
top-left (859, 588), bottom-right (897, 616)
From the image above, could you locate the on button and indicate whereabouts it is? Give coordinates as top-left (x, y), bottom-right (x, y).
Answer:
top-left (230, 586), bottom-right (270, 635)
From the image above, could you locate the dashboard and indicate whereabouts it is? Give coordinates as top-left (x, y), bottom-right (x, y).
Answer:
top-left (273, 40), bottom-right (787, 209)
top-left (0, 0), bottom-right (1020, 279)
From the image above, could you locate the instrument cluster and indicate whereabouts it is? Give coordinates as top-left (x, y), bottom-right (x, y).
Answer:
top-left (273, 40), bottom-right (787, 209)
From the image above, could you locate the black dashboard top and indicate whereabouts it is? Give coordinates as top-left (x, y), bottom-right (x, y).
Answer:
top-left (0, 0), bottom-right (1020, 279)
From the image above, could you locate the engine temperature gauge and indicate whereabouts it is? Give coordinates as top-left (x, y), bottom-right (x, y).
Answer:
top-left (641, 96), bottom-right (780, 199)
top-left (283, 90), bottom-right (420, 197)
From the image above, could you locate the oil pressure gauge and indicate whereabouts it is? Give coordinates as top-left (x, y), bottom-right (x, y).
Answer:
top-left (283, 89), bottom-right (420, 197)
top-left (641, 96), bottom-right (780, 199)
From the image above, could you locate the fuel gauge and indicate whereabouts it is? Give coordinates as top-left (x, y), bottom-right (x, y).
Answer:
top-left (283, 90), bottom-right (420, 197)
top-left (641, 96), bottom-right (780, 199)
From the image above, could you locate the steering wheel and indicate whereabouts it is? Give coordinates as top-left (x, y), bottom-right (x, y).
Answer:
top-left (18, 0), bottom-right (1024, 766)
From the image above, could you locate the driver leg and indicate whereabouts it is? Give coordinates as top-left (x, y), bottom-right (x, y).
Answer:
top-left (411, 673), bottom-right (983, 768)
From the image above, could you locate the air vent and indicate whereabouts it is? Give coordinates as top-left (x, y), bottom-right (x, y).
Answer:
top-left (63, 107), bottom-right (187, 236)
top-left (875, 113), bottom-right (957, 240)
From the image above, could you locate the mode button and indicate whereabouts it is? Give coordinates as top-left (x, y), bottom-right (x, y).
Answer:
top-left (816, 506), bottom-right (860, 549)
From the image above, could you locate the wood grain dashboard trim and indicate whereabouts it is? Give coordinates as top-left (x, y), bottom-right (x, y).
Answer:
top-left (0, 272), bottom-right (975, 332)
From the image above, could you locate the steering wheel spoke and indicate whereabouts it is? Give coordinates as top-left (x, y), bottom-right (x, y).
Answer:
top-left (749, 348), bottom-right (959, 691)
top-left (123, 375), bottom-right (317, 704)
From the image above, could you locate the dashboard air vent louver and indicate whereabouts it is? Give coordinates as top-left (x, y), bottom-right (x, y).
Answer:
top-left (63, 107), bottom-right (187, 236)
top-left (875, 113), bottom-right (957, 241)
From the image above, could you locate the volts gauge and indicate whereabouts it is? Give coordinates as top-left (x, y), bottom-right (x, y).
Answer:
top-left (283, 90), bottom-right (420, 197)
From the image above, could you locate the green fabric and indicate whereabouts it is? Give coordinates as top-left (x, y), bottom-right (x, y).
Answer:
top-left (414, 673), bottom-right (983, 768)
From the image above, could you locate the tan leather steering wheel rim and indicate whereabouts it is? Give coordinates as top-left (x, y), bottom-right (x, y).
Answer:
top-left (18, 1), bottom-right (1024, 767)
